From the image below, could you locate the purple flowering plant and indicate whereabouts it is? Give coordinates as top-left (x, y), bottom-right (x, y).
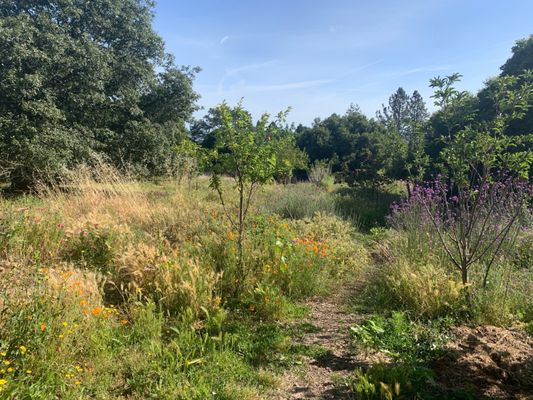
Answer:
top-left (390, 72), bottom-right (533, 305)
top-left (390, 175), bottom-right (532, 294)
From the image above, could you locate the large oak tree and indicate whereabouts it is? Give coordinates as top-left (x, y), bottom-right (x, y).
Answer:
top-left (0, 0), bottom-right (199, 189)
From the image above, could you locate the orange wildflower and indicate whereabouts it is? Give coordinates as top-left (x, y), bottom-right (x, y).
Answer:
top-left (91, 307), bottom-right (103, 316)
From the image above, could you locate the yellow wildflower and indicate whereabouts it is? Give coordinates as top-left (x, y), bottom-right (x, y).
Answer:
top-left (19, 346), bottom-right (27, 355)
top-left (3, 361), bottom-right (10, 366)
top-left (6, 368), bottom-right (13, 373)
top-left (0, 379), bottom-right (6, 386)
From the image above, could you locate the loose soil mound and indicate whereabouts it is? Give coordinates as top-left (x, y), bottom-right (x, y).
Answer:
top-left (434, 325), bottom-right (533, 399)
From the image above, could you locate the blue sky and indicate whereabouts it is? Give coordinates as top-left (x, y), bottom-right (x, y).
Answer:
top-left (153, 0), bottom-right (533, 125)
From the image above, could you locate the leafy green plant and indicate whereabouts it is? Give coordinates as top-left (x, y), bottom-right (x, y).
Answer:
top-left (345, 364), bottom-right (435, 399)
top-left (350, 312), bottom-right (452, 363)
top-left (63, 226), bottom-right (117, 271)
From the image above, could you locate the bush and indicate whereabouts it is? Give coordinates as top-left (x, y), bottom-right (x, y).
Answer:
top-left (389, 176), bottom-right (532, 303)
top-left (243, 284), bottom-right (290, 322)
top-left (308, 161), bottom-right (334, 191)
top-left (62, 224), bottom-right (118, 271)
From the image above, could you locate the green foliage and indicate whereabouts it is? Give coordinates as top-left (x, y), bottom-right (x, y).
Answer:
top-left (512, 233), bottom-right (533, 270)
top-left (439, 71), bottom-right (533, 184)
top-left (296, 105), bottom-right (405, 187)
top-left (346, 364), bottom-right (436, 400)
top-left (501, 35), bottom-right (533, 77)
top-left (377, 88), bottom-right (430, 187)
top-left (273, 134), bottom-right (309, 183)
top-left (63, 226), bottom-right (117, 271)
top-left (0, 0), bottom-right (199, 189)
top-left (174, 139), bottom-right (206, 185)
top-left (351, 312), bottom-right (452, 364)
top-left (207, 102), bottom-right (290, 188)
top-left (203, 101), bottom-right (298, 292)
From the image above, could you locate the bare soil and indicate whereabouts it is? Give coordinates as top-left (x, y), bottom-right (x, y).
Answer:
top-left (434, 325), bottom-right (533, 400)
top-left (269, 286), bottom-right (385, 399)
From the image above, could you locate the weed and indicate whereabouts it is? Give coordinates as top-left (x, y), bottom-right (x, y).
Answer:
top-left (350, 312), bottom-right (453, 364)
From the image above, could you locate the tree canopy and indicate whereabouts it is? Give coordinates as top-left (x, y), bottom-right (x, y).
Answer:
top-left (0, 0), bottom-right (199, 189)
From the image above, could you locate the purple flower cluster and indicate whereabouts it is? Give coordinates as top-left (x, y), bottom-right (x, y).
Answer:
top-left (388, 175), bottom-right (532, 274)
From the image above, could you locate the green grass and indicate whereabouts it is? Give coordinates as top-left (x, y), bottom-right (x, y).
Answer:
top-left (1, 174), bottom-right (530, 398)
top-left (0, 176), bottom-right (370, 398)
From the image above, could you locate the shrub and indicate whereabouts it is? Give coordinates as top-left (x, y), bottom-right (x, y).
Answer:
top-left (62, 224), bottom-right (118, 271)
top-left (308, 161), bottom-right (334, 191)
top-left (392, 177), bottom-right (531, 285)
top-left (244, 284), bottom-right (289, 322)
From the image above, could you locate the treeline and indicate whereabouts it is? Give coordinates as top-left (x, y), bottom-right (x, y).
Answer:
top-left (0, 0), bottom-right (531, 191)
top-left (293, 36), bottom-right (533, 189)
top-left (189, 35), bottom-right (533, 189)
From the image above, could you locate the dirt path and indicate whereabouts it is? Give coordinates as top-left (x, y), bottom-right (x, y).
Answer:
top-left (270, 286), bottom-right (376, 399)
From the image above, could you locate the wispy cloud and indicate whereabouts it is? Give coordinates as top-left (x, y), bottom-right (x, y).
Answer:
top-left (380, 65), bottom-right (453, 79)
top-left (220, 35), bottom-right (229, 45)
top-left (217, 60), bottom-right (280, 93)
top-left (341, 59), bottom-right (386, 77)
top-left (245, 79), bottom-right (334, 92)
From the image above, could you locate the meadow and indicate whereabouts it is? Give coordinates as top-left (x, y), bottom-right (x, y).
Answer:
top-left (1, 2), bottom-right (532, 399)
top-left (0, 164), bottom-right (531, 399)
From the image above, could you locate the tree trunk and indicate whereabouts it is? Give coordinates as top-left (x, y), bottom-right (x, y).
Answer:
top-left (236, 180), bottom-right (245, 297)
top-left (461, 267), bottom-right (471, 306)
top-left (405, 180), bottom-right (412, 199)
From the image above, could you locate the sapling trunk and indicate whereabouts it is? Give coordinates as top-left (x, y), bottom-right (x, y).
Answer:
top-left (460, 265), bottom-right (471, 306)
